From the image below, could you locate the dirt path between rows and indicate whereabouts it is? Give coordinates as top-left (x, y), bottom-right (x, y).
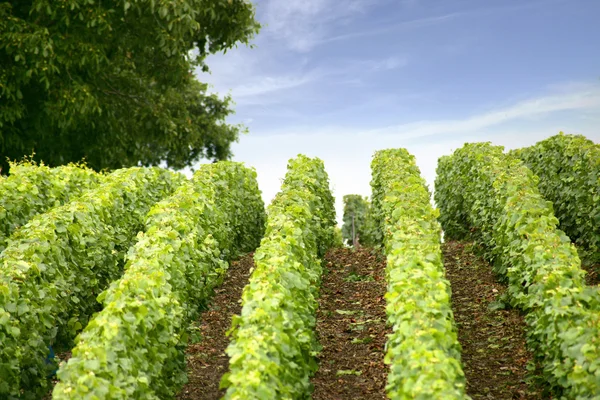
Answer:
top-left (442, 241), bottom-right (544, 399)
top-left (582, 259), bottom-right (599, 286)
top-left (177, 253), bottom-right (255, 400)
top-left (311, 247), bottom-right (390, 400)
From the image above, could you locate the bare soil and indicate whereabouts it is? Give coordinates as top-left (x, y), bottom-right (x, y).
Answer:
top-left (311, 247), bottom-right (390, 400)
top-left (442, 241), bottom-right (545, 399)
top-left (177, 253), bottom-right (255, 400)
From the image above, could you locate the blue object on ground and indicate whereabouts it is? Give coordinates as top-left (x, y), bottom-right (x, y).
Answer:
top-left (46, 344), bottom-right (58, 378)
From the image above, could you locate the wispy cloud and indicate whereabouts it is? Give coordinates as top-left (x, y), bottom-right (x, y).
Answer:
top-left (317, 13), bottom-right (460, 45)
top-left (314, 0), bottom-right (567, 47)
top-left (365, 56), bottom-right (408, 71)
top-left (232, 74), bottom-right (316, 98)
top-left (261, 0), bottom-right (377, 51)
top-left (253, 82), bottom-right (600, 138)
top-left (199, 53), bottom-right (408, 106)
top-left (365, 83), bottom-right (600, 139)
top-left (196, 45), bottom-right (316, 103)
top-left (227, 81), bottom-right (600, 224)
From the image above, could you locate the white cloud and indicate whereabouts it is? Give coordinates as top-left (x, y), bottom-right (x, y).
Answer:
top-left (259, 1), bottom-right (465, 51)
top-left (363, 84), bottom-right (600, 139)
top-left (317, 13), bottom-right (460, 45)
top-left (261, 0), bottom-right (376, 51)
top-left (366, 56), bottom-right (408, 71)
top-left (314, 0), bottom-right (570, 47)
top-left (198, 50), bottom-right (408, 106)
top-left (224, 82), bottom-right (600, 225)
top-left (196, 45), bottom-right (316, 104)
top-left (232, 75), bottom-right (316, 98)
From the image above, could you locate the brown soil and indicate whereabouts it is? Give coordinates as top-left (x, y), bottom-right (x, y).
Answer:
top-left (582, 262), bottom-right (600, 286)
top-left (311, 247), bottom-right (390, 400)
top-left (177, 253), bottom-right (255, 400)
top-left (576, 247), bottom-right (599, 286)
top-left (442, 241), bottom-right (545, 399)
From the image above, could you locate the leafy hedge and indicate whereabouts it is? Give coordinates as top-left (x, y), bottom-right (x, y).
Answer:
top-left (222, 155), bottom-right (335, 399)
top-left (0, 167), bottom-right (182, 399)
top-left (371, 149), bottom-right (468, 399)
top-left (435, 143), bottom-right (600, 398)
top-left (332, 226), bottom-right (344, 248)
top-left (0, 160), bottom-right (102, 251)
top-left (511, 132), bottom-right (600, 261)
top-left (52, 162), bottom-right (265, 399)
top-left (193, 162), bottom-right (266, 259)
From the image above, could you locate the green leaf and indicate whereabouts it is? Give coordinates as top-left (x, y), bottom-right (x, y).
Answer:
top-left (436, 138), bottom-right (600, 397)
top-left (336, 369), bottom-right (362, 376)
top-left (335, 309), bottom-right (357, 315)
top-left (372, 148), bottom-right (467, 399)
top-left (0, 0), bottom-right (261, 173)
top-left (0, 167), bottom-right (180, 396)
top-left (51, 162), bottom-right (265, 399)
top-left (223, 156), bottom-right (334, 399)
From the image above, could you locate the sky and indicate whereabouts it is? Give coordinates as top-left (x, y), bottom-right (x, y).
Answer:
top-left (193, 0), bottom-right (600, 225)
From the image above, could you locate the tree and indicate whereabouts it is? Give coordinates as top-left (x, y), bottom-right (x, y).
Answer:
top-left (341, 194), bottom-right (372, 246)
top-left (0, 0), bottom-right (260, 172)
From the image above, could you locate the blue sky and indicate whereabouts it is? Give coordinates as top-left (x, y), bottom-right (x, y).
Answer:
top-left (194, 0), bottom-right (600, 224)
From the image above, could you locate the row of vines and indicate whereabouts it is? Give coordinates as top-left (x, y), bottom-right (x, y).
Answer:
top-left (512, 133), bottom-right (600, 262)
top-left (221, 155), bottom-right (336, 398)
top-left (0, 131), bottom-right (597, 399)
top-left (339, 132), bottom-right (599, 399)
top-left (0, 161), bottom-right (266, 399)
top-left (53, 162), bottom-right (265, 398)
top-left (370, 149), bottom-right (468, 399)
top-left (1, 166), bottom-right (182, 398)
top-left (435, 138), bottom-right (600, 398)
top-left (0, 160), bottom-right (102, 252)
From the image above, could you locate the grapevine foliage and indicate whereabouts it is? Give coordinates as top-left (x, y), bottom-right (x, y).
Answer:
top-left (0, 167), bottom-right (182, 399)
top-left (511, 132), bottom-right (600, 262)
top-left (222, 155), bottom-right (335, 399)
top-left (435, 143), bottom-right (600, 398)
top-left (52, 162), bottom-right (265, 399)
top-left (193, 162), bottom-right (266, 260)
top-left (0, 160), bottom-right (102, 251)
top-left (332, 226), bottom-right (344, 248)
top-left (370, 149), bottom-right (468, 399)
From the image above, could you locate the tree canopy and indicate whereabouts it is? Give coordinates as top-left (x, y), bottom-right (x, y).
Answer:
top-left (0, 0), bottom-right (260, 172)
top-left (341, 194), bottom-right (372, 246)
